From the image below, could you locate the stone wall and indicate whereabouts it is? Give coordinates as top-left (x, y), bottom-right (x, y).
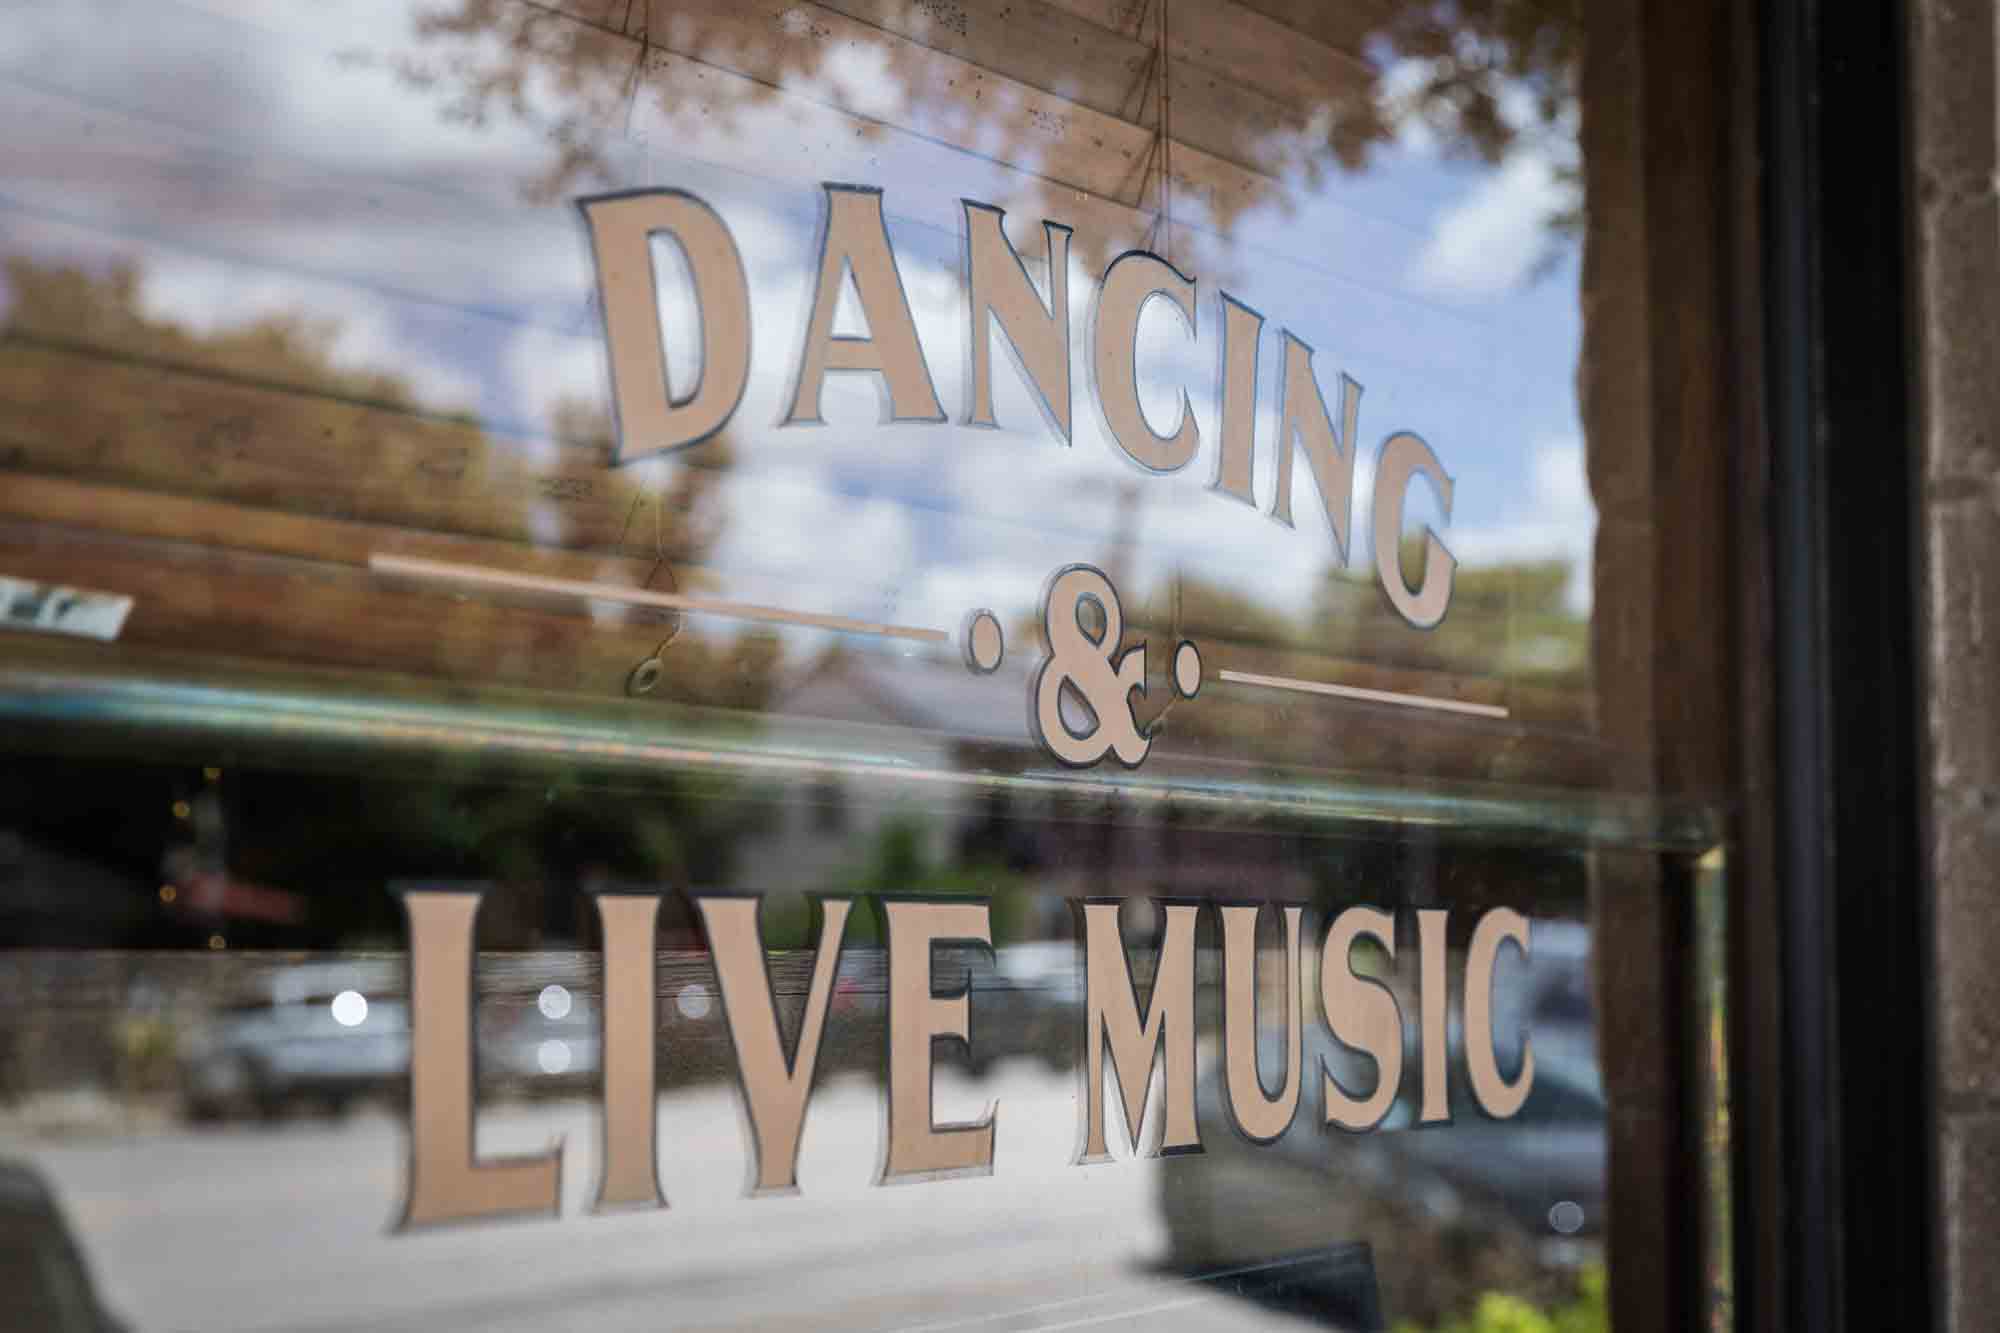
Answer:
top-left (1909, 1), bottom-right (2000, 1327)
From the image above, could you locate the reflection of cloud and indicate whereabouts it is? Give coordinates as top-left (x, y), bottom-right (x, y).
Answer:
top-left (1409, 151), bottom-right (1568, 299)
top-left (1377, 49), bottom-right (1580, 303)
top-left (1446, 438), bottom-right (1595, 614)
top-left (506, 323), bottom-right (602, 441)
top-left (138, 259), bottom-right (484, 413)
top-left (715, 462), bottom-right (919, 623)
top-left (903, 556), bottom-right (1046, 638)
top-left (796, 36), bottom-right (905, 124)
top-left (0, 0), bottom-right (1598, 679)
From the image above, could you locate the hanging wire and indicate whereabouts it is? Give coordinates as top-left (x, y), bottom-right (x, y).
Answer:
top-left (1158, 0), bottom-right (1173, 268)
top-left (1159, 3), bottom-right (1184, 731)
top-left (617, 469), bottom-right (683, 695)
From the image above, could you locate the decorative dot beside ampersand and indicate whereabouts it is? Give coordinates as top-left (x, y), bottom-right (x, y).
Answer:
top-left (964, 608), bottom-right (1004, 674)
top-left (1172, 640), bottom-right (1203, 699)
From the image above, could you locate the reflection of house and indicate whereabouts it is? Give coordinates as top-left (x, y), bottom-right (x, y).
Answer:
top-left (739, 650), bottom-right (1318, 907)
top-left (732, 649), bottom-right (1032, 899)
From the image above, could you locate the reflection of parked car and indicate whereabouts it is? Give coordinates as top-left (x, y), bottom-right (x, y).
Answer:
top-left (0, 1161), bottom-right (129, 1332)
top-left (180, 963), bottom-right (602, 1120)
top-left (180, 961), bottom-right (409, 1121)
top-left (969, 942), bottom-right (1081, 1074)
top-left (827, 943), bottom-right (1081, 1077)
top-left (480, 983), bottom-right (602, 1090)
top-left (1159, 922), bottom-right (1605, 1323)
top-left (1159, 1030), bottom-right (1606, 1303)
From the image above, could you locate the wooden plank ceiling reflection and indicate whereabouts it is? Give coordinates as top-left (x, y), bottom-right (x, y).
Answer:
top-left (0, 0), bottom-right (1602, 787)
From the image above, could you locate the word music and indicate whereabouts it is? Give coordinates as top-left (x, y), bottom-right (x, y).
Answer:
top-left (399, 892), bottom-right (1534, 1228)
top-left (582, 185), bottom-right (1460, 629)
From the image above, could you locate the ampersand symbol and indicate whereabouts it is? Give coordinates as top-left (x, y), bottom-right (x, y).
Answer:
top-left (1031, 565), bottom-right (1151, 767)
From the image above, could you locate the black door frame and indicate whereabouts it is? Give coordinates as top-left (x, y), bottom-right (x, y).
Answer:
top-left (1756, 0), bottom-right (1935, 1327)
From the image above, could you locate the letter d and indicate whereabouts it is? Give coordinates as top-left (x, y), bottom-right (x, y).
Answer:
top-left (581, 190), bottom-right (752, 463)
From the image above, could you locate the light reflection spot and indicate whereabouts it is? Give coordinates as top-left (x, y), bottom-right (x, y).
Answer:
top-left (677, 983), bottom-right (713, 1021)
top-left (537, 1039), bottom-right (572, 1075)
top-left (1549, 1200), bottom-right (1586, 1234)
top-left (331, 990), bottom-right (368, 1027)
top-left (537, 984), bottom-right (572, 1021)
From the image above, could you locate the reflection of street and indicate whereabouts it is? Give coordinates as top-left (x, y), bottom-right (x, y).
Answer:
top-left (5, 1064), bottom-right (1328, 1333)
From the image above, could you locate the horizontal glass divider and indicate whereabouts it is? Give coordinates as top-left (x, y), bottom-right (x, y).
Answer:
top-left (0, 648), bottom-right (1721, 852)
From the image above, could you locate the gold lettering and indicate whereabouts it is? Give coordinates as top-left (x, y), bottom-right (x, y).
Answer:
top-left (1270, 335), bottom-right (1359, 564)
top-left (1418, 908), bottom-right (1450, 1124)
top-left (1092, 252), bottom-right (1198, 472)
top-left (400, 891), bottom-right (562, 1227)
top-left (1212, 293), bottom-right (1263, 505)
top-left (580, 191), bottom-right (751, 462)
top-left (1219, 903), bottom-right (1304, 1143)
top-left (1320, 907), bottom-right (1403, 1131)
top-left (788, 185), bottom-right (944, 424)
top-left (881, 900), bottom-right (997, 1180)
top-left (1373, 431), bottom-right (1458, 629)
top-left (1466, 908), bottom-right (1534, 1119)
top-left (698, 896), bottom-right (852, 1194)
top-left (1077, 899), bottom-right (1201, 1161)
top-left (963, 201), bottom-right (1072, 440)
top-left (594, 893), bottom-right (663, 1210)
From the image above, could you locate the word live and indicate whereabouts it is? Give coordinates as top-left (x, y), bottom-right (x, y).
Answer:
top-left (397, 893), bottom-right (1535, 1229)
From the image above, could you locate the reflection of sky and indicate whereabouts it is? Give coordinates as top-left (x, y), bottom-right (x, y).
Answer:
top-left (0, 0), bottom-right (1593, 663)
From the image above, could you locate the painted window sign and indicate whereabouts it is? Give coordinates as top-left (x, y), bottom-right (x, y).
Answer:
top-left (0, 0), bottom-right (1656, 1327)
top-left (398, 890), bottom-right (1535, 1227)
top-left (570, 185), bottom-right (1471, 769)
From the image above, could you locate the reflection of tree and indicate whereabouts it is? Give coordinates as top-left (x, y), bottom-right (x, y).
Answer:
top-left (1321, 0), bottom-right (1581, 240)
top-left (365, 1), bottom-right (651, 205)
top-left (3, 259), bottom-right (431, 413)
top-left (374, 0), bottom-right (1578, 242)
top-left (0, 256), bottom-right (776, 714)
top-left (1310, 546), bottom-right (1587, 681)
top-left (2, 255), bottom-right (795, 944)
top-left (227, 765), bottom-right (776, 947)
top-left (1325, 0), bottom-right (1579, 165)
top-left (1132, 549), bottom-right (1586, 685)
top-left (1117, 547), bottom-right (1591, 773)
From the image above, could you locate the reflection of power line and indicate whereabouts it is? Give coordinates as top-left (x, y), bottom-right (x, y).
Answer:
top-left (368, 553), bottom-right (948, 644)
top-left (1105, 474), bottom-right (1140, 592)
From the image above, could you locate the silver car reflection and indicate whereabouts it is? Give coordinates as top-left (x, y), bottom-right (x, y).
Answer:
top-left (179, 961), bottom-right (409, 1120)
top-left (179, 963), bottom-right (600, 1120)
top-left (1158, 923), bottom-right (1604, 1319)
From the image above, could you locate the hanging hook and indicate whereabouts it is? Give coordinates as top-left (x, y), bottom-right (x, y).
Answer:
top-left (621, 469), bottom-right (683, 696)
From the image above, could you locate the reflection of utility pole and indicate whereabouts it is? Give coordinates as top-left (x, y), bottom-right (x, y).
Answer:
top-left (1104, 475), bottom-right (1141, 593)
top-left (1088, 474), bottom-right (1175, 899)
top-left (1096, 473), bottom-right (1184, 718)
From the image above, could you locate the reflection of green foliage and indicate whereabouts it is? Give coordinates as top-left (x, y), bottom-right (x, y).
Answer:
top-left (389, 0), bottom-right (1579, 251)
top-left (1395, 1266), bottom-right (1608, 1333)
top-left (1314, 541), bottom-right (1589, 685)
top-left (3, 258), bottom-right (427, 410)
top-left (4, 255), bottom-right (779, 711)
top-left (113, 1015), bottom-right (180, 1095)
top-left (1131, 543), bottom-right (1590, 693)
top-left (809, 818), bottom-right (1033, 948)
top-left (224, 759), bottom-right (779, 945)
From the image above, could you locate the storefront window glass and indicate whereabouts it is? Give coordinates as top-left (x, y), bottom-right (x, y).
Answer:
top-left (0, 3), bottom-right (1732, 1328)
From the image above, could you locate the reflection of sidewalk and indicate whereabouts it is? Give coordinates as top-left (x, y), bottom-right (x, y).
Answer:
top-left (1, 1064), bottom-right (1326, 1333)
top-left (0, 1089), bottom-right (178, 1139)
